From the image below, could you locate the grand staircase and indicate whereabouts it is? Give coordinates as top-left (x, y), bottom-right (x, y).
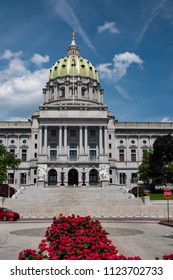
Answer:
top-left (1, 185), bottom-right (145, 218)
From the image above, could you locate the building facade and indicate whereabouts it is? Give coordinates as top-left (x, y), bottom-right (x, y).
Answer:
top-left (1, 34), bottom-right (173, 188)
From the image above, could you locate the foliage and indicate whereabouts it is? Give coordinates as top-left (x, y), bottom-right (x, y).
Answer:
top-left (0, 184), bottom-right (16, 198)
top-left (138, 150), bottom-right (152, 183)
top-left (18, 214), bottom-right (141, 260)
top-left (129, 186), bottom-right (146, 197)
top-left (0, 144), bottom-right (21, 184)
top-left (149, 134), bottom-right (173, 185)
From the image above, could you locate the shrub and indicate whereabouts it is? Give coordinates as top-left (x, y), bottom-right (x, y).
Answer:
top-left (129, 186), bottom-right (146, 197)
top-left (0, 184), bottom-right (16, 198)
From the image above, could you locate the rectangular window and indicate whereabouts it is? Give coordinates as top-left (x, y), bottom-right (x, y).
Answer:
top-left (90, 130), bottom-right (96, 137)
top-left (131, 149), bottom-right (136, 162)
top-left (34, 153), bottom-right (37, 158)
top-left (69, 143), bottom-right (77, 148)
top-left (119, 149), bottom-right (124, 162)
top-left (10, 149), bottom-right (15, 155)
top-left (8, 173), bottom-right (14, 184)
top-left (109, 134), bottom-right (111, 139)
top-left (89, 143), bottom-right (96, 148)
top-left (110, 178), bottom-right (112, 184)
top-left (90, 150), bottom-right (96, 159)
top-left (20, 173), bottom-right (26, 185)
top-left (51, 130), bottom-right (56, 137)
top-left (50, 150), bottom-right (57, 160)
top-left (34, 178), bottom-right (37, 184)
top-left (109, 143), bottom-right (112, 149)
top-left (131, 173), bottom-right (138, 183)
top-left (34, 143), bottom-right (37, 149)
top-left (119, 173), bottom-right (126, 184)
top-left (70, 150), bottom-right (77, 159)
top-left (109, 153), bottom-right (112, 158)
top-left (35, 134), bottom-right (37, 140)
top-left (34, 169), bottom-right (37, 175)
top-left (70, 130), bottom-right (76, 137)
top-left (109, 169), bottom-right (112, 175)
top-left (22, 149), bottom-right (27, 161)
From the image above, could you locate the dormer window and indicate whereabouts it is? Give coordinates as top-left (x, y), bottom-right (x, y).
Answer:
top-left (81, 65), bottom-right (85, 68)
top-left (62, 64), bottom-right (66, 68)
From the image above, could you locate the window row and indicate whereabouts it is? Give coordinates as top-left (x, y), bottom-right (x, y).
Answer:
top-left (50, 149), bottom-right (97, 160)
top-left (119, 149), bottom-right (147, 162)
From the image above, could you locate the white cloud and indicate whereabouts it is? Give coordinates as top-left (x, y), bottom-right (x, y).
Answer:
top-left (0, 50), bottom-right (49, 120)
top-left (97, 22), bottom-right (120, 34)
top-left (97, 52), bottom-right (143, 81)
top-left (48, 0), bottom-right (96, 53)
top-left (31, 53), bottom-right (49, 67)
top-left (0, 49), bottom-right (22, 60)
top-left (161, 117), bottom-right (173, 122)
top-left (115, 85), bottom-right (132, 100)
top-left (96, 63), bottom-right (113, 80)
top-left (113, 52), bottom-right (143, 80)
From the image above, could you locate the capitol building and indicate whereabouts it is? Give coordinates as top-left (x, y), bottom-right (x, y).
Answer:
top-left (1, 33), bottom-right (173, 190)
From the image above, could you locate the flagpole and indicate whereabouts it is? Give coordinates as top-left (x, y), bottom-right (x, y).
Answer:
top-left (73, 61), bottom-right (74, 105)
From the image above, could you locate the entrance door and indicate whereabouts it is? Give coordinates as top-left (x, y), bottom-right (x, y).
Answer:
top-left (68, 169), bottom-right (78, 186)
top-left (48, 169), bottom-right (57, 185)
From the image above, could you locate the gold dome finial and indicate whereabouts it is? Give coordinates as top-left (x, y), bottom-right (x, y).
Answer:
top-left (72, 31), bottom-right (75, 41)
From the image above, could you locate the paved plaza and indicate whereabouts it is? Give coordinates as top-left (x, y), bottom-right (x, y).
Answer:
top-left (0, 218), bottom-right (173, 260)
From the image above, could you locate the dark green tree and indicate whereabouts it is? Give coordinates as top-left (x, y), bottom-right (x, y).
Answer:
top-left (0, 144), bottom-right (21, 184)
top-left (149, 134), bottom-right (173, 185)
top-left (137, 149), bottom-right (152, 183)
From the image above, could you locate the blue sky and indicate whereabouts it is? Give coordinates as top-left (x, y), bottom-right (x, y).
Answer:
top-left (0, 0), bottom-right (173, 122)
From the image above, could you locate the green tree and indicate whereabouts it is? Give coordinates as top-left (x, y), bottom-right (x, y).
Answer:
top-left (149, 134), bottom-right (173, 185)
top-left (0, 144), bottom-right (21, 184)
top-left (161, 162), bottom-right (173, 184)
top-left (138, 149), bottom-right (152, 183)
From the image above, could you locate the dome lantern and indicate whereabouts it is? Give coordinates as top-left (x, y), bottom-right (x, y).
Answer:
top-left (67, 31), bottom-right (80, 56)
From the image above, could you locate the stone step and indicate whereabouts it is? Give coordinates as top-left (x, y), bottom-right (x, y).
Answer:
top-left (2, 185), bottom-right (145, 217)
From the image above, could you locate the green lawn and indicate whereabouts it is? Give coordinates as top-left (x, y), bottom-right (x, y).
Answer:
top-left (147, 191), bottom-right (173, 200)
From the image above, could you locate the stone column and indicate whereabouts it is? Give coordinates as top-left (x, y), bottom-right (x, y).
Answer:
top-left (104, 127), bottom-right (108, 154)
top-left (44, 126), bottom-right (48, 154)
top-left (79, 126), bottom-right (83, 154)
top-left (59, 126), bottom-right (62, 154)
top-left (64, 126), bottom-right (67, 154)
top-left (99, 126), bottom-right (103, 154)
top-left (39, 126), bottom-right (42, 154)
top-left (84, 126), bottom-right (88, 154)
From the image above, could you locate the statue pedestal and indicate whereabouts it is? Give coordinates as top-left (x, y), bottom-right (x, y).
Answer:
top-left (37, 181), bottom-right (45, 188)
top-left (99, 164), bottom-right (109, 187)
top-left (101, 181), bottom-right (109, 188)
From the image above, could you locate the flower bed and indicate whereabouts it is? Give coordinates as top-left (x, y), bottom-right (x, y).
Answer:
top-left (19, 214), bottom-right (141, 260)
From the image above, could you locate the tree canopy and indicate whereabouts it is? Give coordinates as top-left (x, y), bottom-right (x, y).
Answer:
top-left (137, 149), bottom-right (152, 183)
top-left (138, 134), bottom-right (173, 186)
top-left (0, 144), bottom-right (21, 184)
top-left (149, 134), bottom-right (173, 185)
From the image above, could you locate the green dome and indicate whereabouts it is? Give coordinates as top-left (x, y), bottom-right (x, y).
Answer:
top-left (49, 55), bottom-right (99, 82)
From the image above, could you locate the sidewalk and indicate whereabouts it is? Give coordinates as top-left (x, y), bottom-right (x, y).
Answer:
top-left (159, 219), bottom-right (173, 227)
